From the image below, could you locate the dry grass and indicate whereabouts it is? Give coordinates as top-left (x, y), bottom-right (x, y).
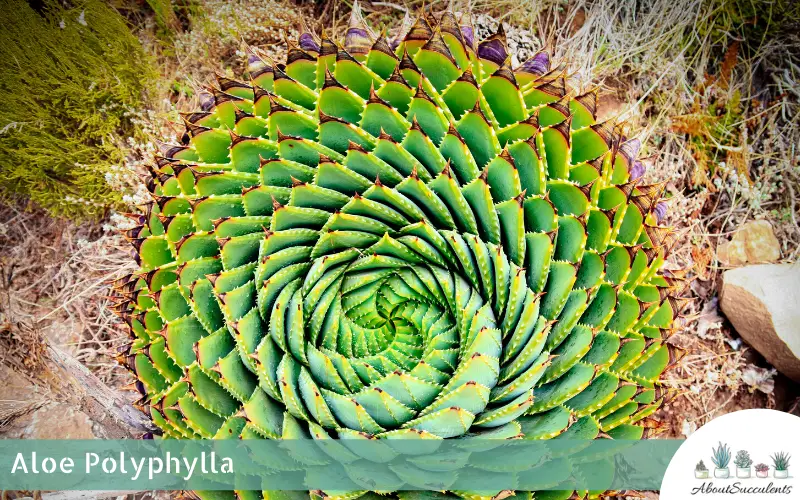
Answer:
top-left (0, 205), bottom-right (134, 385)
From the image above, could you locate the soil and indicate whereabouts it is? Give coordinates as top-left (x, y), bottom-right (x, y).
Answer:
top-left (0, 365), bottom-right (95, 439)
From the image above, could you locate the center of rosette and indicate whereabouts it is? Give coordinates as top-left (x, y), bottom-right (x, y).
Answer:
top-left (254, 213), bottom-right (548, 438)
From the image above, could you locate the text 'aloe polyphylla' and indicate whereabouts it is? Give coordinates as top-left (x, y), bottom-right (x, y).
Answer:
top-left (111, 3), bottom-right (688, 500)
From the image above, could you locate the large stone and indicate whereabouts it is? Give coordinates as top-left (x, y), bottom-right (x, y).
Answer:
top-left (717, 220), bottom-right (781, 266)
top-left (720, 263), bottom-right (800, 381)
top-left (0, 365), bottom-right (95, 439)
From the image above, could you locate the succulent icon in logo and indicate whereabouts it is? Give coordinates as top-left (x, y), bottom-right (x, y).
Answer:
top-left (734, 449), bottom-right (752, 478)
top-left (711, 442), bottom-right (732, 478)
top-left (772, 452), bottom-right (791, 479)
top-left (695, 460), bottom-right (709, 479)
top-left (755, 463), bottom-right (770, 478)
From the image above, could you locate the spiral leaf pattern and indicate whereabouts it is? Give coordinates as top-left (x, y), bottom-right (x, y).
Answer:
top-left (112, 4), bottom-right (688, 499)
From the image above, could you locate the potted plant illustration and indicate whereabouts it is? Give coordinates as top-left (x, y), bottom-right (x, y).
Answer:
top-left (711, 442), bottom-right (732, 478)
top-left (772, 452), bottom-right (791, 479)
top-left (695, 460), bottom-right (710, 479)
top-left (735, 450), bottom-right (753, 478)
top-left (755, 463), bottom-right (770, 478)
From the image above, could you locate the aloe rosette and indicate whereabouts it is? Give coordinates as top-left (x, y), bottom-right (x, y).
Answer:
top-left (113, 5), bottom-right (688, 499)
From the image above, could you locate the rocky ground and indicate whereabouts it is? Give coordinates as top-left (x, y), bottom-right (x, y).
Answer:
top-left (0, 365), bottom-right (95, 439)
top-left (1, 0), bottom-right (799, 498)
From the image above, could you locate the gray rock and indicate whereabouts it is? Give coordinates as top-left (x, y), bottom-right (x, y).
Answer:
top-left (720, 263), bottom-right (800, 381)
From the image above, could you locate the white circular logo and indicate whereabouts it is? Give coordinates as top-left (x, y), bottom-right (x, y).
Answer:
top-left (660, 409), bottom-right (800, 499)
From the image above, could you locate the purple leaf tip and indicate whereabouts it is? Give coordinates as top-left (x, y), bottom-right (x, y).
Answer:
top-left (299, 33), bottom-right (320, 53)
top-left (630, 160), bottom-right (646, 180)
top-left (478, 38), bottom-right (507, 65)
top-left (520, 52), bottom-right (550, 75)
top-left (461, 26), bottom-right (475, 48)
top-left (198, 91), bottom-right (214, 111)
top-left (654, 201), bottom-right (668, 222)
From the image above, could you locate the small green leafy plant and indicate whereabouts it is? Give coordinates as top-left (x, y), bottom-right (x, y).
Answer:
top-left (772, 452), bottom-right (791, 471)
top-left (695, 459), bottom-right (710, 479)
top-left (711, 442), bottom-right (732, 469)
top-left (734, 450), bottom-right (752, 468)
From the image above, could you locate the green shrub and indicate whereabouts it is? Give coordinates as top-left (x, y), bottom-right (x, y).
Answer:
top-left (0, 0), bottom-right (155, 220)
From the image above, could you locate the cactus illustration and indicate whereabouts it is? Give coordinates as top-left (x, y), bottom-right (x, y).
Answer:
top-left (772, 452), bottom-right (791, 478)
top-left (711, 442), bottom-right (732, 478)
top-left (695, 460), bottom-right (709, 479)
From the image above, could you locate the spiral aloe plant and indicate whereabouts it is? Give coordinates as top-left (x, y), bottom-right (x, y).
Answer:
top-left (112, 4), bottom-right (687, 499)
